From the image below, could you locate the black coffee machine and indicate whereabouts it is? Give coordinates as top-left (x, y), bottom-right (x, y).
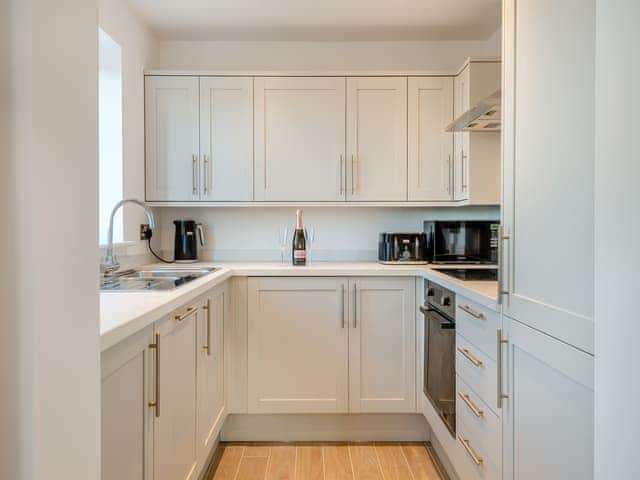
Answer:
top-left (174, 220), bottom-right (205, 262)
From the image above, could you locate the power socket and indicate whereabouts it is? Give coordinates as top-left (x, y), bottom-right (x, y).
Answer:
top-left (140, 224), bottom-right (152, 240)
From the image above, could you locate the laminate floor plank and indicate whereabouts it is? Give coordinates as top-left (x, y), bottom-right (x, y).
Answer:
top-left (236, 456), bottom-right (268, 480)
top-left (375, 445), bottom-right (414, 480)
top-left (265, 446), bottom-right (296, 480)
top-left (212, 446), bottom-right (244, 480)
top-left (295, 446), bottom-right (324, 480)
top-left (349, 445), bottom-right (384, 480)
top-left (402, 445), bottom-right (441, 480)
top-left (244, 446), bottom-right (271, 457)
top-left (323, 445), bottom-right (354, 480)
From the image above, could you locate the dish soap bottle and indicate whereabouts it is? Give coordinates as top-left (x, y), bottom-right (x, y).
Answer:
top-left (292, 209), bottom-right (306, 266)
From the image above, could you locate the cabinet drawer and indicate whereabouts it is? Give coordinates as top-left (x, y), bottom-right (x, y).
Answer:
top-left (456, 335), bottom-right (498, 415)
top-left (456, 296), bottom-right (500, 361)
top-left (456, 375), bottom-right (500, 466)
top-left (455, 415), bottom-right (501, 480)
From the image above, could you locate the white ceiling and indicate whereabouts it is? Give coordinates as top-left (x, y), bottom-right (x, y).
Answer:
top-left (128, 0), bottom-right (501, 41)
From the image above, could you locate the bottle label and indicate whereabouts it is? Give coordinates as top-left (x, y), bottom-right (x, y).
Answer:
top-left (294, 250), bottom-right (306, 259)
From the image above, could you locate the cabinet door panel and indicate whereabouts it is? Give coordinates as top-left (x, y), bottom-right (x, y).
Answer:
top-left (408, 77), bottom-right (454, 201)
top-left (254, 77), bottom-right (346, 201)
top-left (247, 277), bottom-right (348, 413)
top-left (197, 284), bottom-right (227, 465)
top-left (453, 67), bottom-right (469, 201)
top-left (502, 0), bottom-right (595, 352)
top-left (502, 317), bottom-right (594, 480)
top-left (101, 327), bottom-right (154, 480)
top-left (145, 76), bottom-right (200, 201)
top-left (347, 77), bottom-right (407, 201)
top-left (200, 77), bottom-right (253, 201)
top-left (154, 306), bottom-right (199, 480)
top-left (350, 277), bottom-right (415, 412)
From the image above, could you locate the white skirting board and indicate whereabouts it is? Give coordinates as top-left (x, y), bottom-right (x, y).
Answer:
top-left (220, 414), bottom-right (431, 442)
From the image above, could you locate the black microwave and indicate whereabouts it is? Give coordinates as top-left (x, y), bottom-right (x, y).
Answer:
top-left (423, 221), bottom-right (500, 264)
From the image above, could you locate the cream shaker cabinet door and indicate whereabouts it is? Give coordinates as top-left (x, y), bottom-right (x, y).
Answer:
top-left (347, 77), bottom-right (407, 201)
top-left (101, 326), bottom-right (154, 480)
top-left (247, 277), bottom-right (349, 413)
top-left (154, 303), bottom-right (200, 480)
top-left (145, 76), bottom-right (200, 201)
top-left (254, 77), bottom-right (346, 201)
top-left (199, 77), bottom-right (253, 201)
top-left (349, 277), bottom-right (415, 412)
top-left (196, 284), bottom-right (227, 466)
top-left (453, 67), bottom-right (470, 201)
top-left (501, 0), bottom-right (595, 353)
top-left (502, 317), bottom-right (594, 480)
top-left (407, 77), bottom-right (454, 201)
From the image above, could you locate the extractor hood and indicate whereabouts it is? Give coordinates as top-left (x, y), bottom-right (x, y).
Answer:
top-left (445, 89), bottom-right (501, 133)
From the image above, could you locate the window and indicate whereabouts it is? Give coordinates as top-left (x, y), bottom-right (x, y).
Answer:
top-left (98, 28), bottom-right (123, 245)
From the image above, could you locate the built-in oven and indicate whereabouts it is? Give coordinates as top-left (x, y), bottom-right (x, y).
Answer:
top-left (422, 280), bottom-right (456, 436)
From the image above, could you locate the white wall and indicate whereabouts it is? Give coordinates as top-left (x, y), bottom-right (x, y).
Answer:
top-left (157, 206), bottom-right (500, 261)
top-left (99, 0), bottom-right (158, 242)
top-left (0, 0), bottom-right (100, 478)
top-left (154, 36), bottom-right (501, 72)
top-left (594, 1), bottom-right (640, 478)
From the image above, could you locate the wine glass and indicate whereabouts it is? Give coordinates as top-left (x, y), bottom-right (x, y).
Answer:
top-left (304, 227), bottom-right (316, 262)
top-left (278, 225), bottom-right (290, 264)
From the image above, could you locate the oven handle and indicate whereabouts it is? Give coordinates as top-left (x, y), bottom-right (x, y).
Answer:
top-left (420, 305), bottom-right (455, 329)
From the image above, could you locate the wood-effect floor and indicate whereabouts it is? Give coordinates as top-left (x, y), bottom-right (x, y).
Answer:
top-left (209, 443), bottom-right (445, 480)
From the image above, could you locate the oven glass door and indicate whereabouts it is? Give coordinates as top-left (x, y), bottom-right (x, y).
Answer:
top-left (424, 307), bottom-right (456, 436)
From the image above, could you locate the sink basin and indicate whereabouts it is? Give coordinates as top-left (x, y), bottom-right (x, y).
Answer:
top-left (101, 267), bottom-right (218, 291)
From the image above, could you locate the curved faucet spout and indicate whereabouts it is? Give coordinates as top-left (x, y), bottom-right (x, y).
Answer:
top-left (101, 198), bottom-right (155, 275)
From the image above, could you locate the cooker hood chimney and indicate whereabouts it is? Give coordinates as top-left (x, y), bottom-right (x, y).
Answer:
top-left (445, 89), bottom-right (501, 133)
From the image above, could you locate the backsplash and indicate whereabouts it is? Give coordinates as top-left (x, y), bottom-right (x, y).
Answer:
top-left (155, 206), bottom-right (500, 262)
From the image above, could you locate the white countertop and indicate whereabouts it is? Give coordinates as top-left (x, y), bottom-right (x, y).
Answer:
top-left (100, 262), bottom-right (498, 352)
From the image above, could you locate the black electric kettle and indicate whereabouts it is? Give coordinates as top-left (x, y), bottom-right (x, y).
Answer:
top-left (174, 220), bottom-right (205, 262)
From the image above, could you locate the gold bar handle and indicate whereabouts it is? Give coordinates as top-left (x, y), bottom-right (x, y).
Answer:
top-left (148, 333), bottom-right (160, 418)
top-left (497, 329), bottom-right (509, 408)
top-left (175, 306), bottom-right (197, 322)
top-left (458, 435), bottom-right (483, 466)
top-left (203, 154), bottom-right (209, 194)
top-left (202, 300), bottom-right (211, 355)
top-left (458, 347), bottom-right (483, 367)
top-left (458, 392), bottom-right (484, 418)
top-left (459, 304), bottom-right (485, 320)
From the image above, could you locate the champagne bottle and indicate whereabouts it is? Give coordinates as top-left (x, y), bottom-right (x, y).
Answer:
top-left (292, 209), bottom-right (306, 266)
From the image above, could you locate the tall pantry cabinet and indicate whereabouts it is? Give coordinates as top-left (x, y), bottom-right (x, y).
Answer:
top-left (500, 0), bottom-right (595, 479)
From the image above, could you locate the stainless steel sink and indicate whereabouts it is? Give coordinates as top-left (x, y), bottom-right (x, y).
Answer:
top-left (100, 267), bottom-right (218, 291)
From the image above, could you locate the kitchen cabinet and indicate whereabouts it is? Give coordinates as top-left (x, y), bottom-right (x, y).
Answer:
top-left (199, 77), bottom-right (253, 201)
top-left (453, 61), bottom-right (501, 204)
top-left (101, 325), bottom-right (154, 480)
top-left (196, 283), bottom-right (227, 466)
top-left (247, 277), bottom-right (349, 413)
top-left (346, 77), bottom-right (407, 201)
top-left (407, 77), bottom-right (454, 201)
top-left (501, 316), bottom-right (594, 480)
top-left (254, 77), bottom-right (346, 201)
top-left (145, 76), bottom-right (200, 202)
top-left (349, 277), bottom-right (415, 412)
top-left (502, 0), bottom-right (594, 353)
top-left (246, 276), bottom-right (415, 414)
top-left (154, 301), bottom-right (200, 480)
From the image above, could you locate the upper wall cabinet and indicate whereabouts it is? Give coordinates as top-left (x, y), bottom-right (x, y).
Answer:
top-left (145, 76), bottom-right (254, 202)
top-left (145, 76), bottom-right (200, 201)
top-left (407, 77), bottom-right (454, 201)
top-left (346, 77), bottom-right (407, 201)
top-left (453, 61), bottom-right (501, 204)
top-left (199, 77), bottom-right (253, 201)
top-left (254, 77), bottom-right (346, 201)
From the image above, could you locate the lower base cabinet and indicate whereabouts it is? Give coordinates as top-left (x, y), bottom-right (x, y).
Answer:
top-left (247, 276), bottom-right (415, 414)
top-left (101, 283), bottom-right (228, 480)
top-left (101, 325), bottom-right (154, 480)
top-left (502, 316), bottom-right (594, 480)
